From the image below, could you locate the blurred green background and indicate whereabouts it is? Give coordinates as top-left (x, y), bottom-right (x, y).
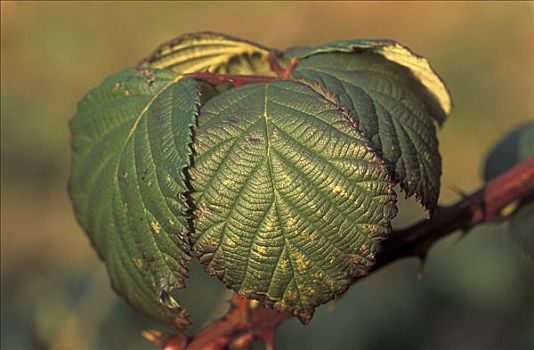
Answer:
top-left (1, 2), bottom-right (533, 349)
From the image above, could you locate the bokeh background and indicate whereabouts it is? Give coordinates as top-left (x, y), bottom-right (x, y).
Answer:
top-left (1, 2), bottom-right (533, 349)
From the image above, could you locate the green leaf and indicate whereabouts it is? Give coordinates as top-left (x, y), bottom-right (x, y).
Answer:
top-left (190, 81), bottom-right (397, 323)
top-left (141, 31), bottom-right (281, 76)
top-left (483, 122), bottom-right (534, 182)
top-left (293, 52), bottom-right (442, 210)
top-left (286, 39), bottom-right (395, 59)
top-left (69, 68), bottom-right (200, 325)
top-left (286, 38), bottom-right (452, 123)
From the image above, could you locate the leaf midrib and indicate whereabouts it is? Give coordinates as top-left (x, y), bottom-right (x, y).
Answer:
top-left (80, 75), bottom-right (183, 217)
top-left (124, 75), bottom-right (182, 145)
top-left (261, 84), bottom-right (306, 308)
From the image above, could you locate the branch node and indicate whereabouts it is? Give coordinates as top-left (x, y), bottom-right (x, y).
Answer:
top-left (267, 50), bottom-right (285, 78)
top-left (267, 50), bottom-right (299, 79)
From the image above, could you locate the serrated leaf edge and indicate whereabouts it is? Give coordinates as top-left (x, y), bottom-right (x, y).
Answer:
top-left (190, 80), bottom-right (398, 323)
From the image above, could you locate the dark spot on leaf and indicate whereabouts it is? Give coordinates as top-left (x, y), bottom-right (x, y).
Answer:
top-left (138, 68), bottom-right (156, 86)
top-left (248, 136), bottom-right (261, 144)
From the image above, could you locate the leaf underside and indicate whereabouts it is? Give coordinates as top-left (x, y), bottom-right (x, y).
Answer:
top-left (190, 81), bottom-right (397, 322)
top-left (141, 31), bottom-right (282, 76)
top-left (69, 68), bottom-right (200, 325)
top-left (293, 52), bottom-right (442, 210)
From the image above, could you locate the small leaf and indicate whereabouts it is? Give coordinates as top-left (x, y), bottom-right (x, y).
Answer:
top-left (293, 52), bottom-right (443, 210)
top-left (69, 68), bottom-right (200, 325)
top-left (141, 31), bottom-right (283, 76)
top-left (483, 122), bottom-right (534, 182)
top-left (286, 38), bottom-right (451, 122)
top-left (190, 81), bottom-right (397, 322)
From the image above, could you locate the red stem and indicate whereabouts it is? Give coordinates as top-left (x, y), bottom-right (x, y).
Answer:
top-left (281, 59), bottom-right (298, 79)
top-left (184, 52), bottom-right (299, 87)
top-left (184, 72), bottom-right (277, 87)
top-left (371, 155), bottom-right (534, 271)
top-left (268, 50), bottom-right (299, 79)
top-left (267, 51), bottom-right (286, 78)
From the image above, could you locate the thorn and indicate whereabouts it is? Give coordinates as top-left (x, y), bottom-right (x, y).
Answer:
top-left (416, 252), bottom-right (427, 280)
top-left (454, 229), bottom-right (470, 245)
top-left (461, 224), bottom-right (470, 234)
